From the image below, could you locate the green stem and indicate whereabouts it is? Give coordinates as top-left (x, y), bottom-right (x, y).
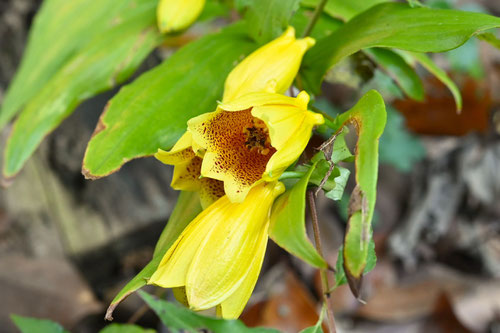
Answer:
top-left (302, 0), bottom-right (329, 37)
top-left (279, 171), bottom-right (306, 180)
top-left (310, 105), bottom-right (336, 122)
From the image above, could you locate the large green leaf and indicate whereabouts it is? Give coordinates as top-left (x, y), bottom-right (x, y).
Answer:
top-left (3, 2), bottom-right (161, 179)
top-left (239, 0), bottom-right (300, 44)
top-left (332, 90), bottom-right (386, 296)
top-left (365, 48), bottom-right (424, 101)
top-left (82, 25), bottom-right (257, 179)
top-left (105, 191), bottom-right (202, 321)
top-left (11, 315), bottom-right (69, 333)
top-left (0, 0), bottom-right (157, 128)
top-left (139, 291), bottom-right (279, 333)
top-left (301, 2), bottom-right (500, 93)
top-left (269, 162), bottom-right (327, 269)
top-left (301, 0), bottom-right (389, 21)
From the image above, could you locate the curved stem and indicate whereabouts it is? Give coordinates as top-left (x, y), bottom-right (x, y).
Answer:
top-left (307, 190), bottom-right (337, 333)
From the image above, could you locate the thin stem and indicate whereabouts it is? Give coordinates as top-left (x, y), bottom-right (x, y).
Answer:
top-left (127, 289), bottom-right (165, 324)
top-left (307, 190), bottom-right (337, 333)
top-left (310, 105), bottom-right (336, 122)
top-left (302, 0), bottom-right (329, 37)
top-left (279, 171), bottom-right (306, 180)
top-left (127, 303), bottom-right (149, 324)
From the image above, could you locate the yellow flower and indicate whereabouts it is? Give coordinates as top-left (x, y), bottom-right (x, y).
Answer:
top-left (149, 181), bottom-right (285, 319)
top-left (187, 91), bottom-right (324, 203)
top-left (155, 132), bottom-right (225, 208)
top-left (157, 0), bottom-right (206, 33)
top-left (222, 26), bottom-right (316, 102)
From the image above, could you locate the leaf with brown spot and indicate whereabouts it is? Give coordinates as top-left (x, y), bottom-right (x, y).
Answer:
top-left (330, 90), bottom-right (386, 297)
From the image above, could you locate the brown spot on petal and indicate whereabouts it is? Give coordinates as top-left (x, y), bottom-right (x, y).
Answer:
top-left (199, 177), bottom-right (226, 207)
top-left (194, 109), bottom-right (276, 191)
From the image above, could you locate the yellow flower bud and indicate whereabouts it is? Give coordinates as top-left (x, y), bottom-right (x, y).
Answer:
top-left (222, 26), bottom-right (315, 102)
top-left (157, 0), bottom-right (206, 33)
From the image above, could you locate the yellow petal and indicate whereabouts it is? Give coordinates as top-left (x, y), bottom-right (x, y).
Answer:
top-left (170, 156), bottom-right (202, 191)
top-left (189, 109), bottom-right (274, 203)
top-left (217, 222), bottom-right (268, 319)
top-left (219, 91), bottom-right (306, 112)
top-left (173, 287), bottom-right (189, 307)
top-left (185, 182), bottom-right (284, 310)
top-left (157, 0), bottom-right (206, 33)
top-left (222, 27), bottom-right (315, 102)
top-left (198, 178), bottom-right (226, 209)
top-left (148, 199), bottom-right (225, 288)
top-left (264, 109), bottom-right (324, 180)
top-left (155, 132), bottom-right (195, 165)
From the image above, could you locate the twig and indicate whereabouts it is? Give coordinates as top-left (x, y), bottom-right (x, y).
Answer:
top-left (127, 303), bottom-right (149, 324)
top-left (127, 288), bottom-right (165, 324)
top-left (315, 162), bottom-right (336, 197)
top-left (307, 190), bottom-right (337, 333)
top-left (314, 129), bottom-right (343, 196)
top-left (302, 0), bottom-right (329, 37)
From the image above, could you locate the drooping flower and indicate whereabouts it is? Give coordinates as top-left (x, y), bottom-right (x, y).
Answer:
top-left (187, 91), bottom-right (324, 202)
top-left (157, 0), bottom-right (206, 33)
top-left (155, 132), bottom-right (224, 208)
top-left (222, 26), bottom-right (316, 102)
top-left (149, 181), bottom-right (285, 319)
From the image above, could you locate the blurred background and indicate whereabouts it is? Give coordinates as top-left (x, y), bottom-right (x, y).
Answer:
top-left (1, 0), bottom-right (499, 332)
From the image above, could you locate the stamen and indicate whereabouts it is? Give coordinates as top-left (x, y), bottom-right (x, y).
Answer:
top-left (242, 118), bottom-right (272, 155)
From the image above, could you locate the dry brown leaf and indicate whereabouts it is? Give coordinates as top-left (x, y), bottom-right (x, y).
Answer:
top-left (241, 270), bottom-right (322, 333)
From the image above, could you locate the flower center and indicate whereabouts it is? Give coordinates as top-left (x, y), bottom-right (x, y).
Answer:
top-left (243, 118), bottom-right (272, 155)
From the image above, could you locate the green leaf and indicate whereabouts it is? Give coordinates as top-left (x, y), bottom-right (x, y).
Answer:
top-left (334, 239), bottom-right (377, 288)
top-left (330, 128), bottom-right (354, 164)
top-left (333, 90), bottom-right (386, 296)
top-left (306, 159), bottom-right (339, 192)
top-left (379, 107), bottom-right (425, 172)
top-left (0, 0), bottom-right (158, 128)
top-left (11, 315), bottom-right (69, 333)
top-left (106, 191), bottom-right (202, 321)
top-left (477, 31), bottom-right (500, 50)
top-left (301, 2), bottom-right (500, 93)
top-left (404, 51), bottom-right (463, 111)
top-left (139, 291), bottom-right (279, 333)
top-left (3, 2), bottom-right (161, 179)
top-left (99, 324), bottom-right (156, 333)
top-left (82, 25), bottom-right (257, 179)
top-left (269, 162), bottom-right (327, 268)
top-left (365, 48), bottom-right (424, 101)
top-left (301, 0), bottom-right (389, 21)
top-left (198, 0), bottom-right (232, 21)
top-left (240, 0), bottom-right (300, 44)
top-left (299, 306), bottom-right (325, 333)
top-left (325, 166), bottom-right (350, 201)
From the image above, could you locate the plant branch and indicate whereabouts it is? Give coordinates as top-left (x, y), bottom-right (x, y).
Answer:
top-left (302, 0), bottom-right (329, 37)
top-left (307, 190), bottom-right (337, 333)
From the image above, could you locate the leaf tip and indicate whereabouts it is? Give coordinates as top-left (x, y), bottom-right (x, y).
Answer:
top-left (344, 266), bottom-right (363, 299)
